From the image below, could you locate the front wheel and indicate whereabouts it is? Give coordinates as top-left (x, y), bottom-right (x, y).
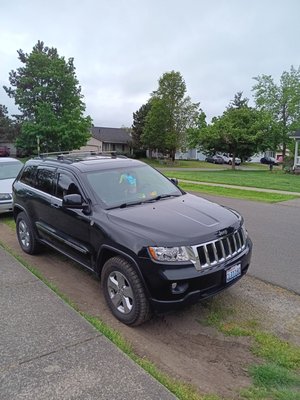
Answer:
top-left (102, 256), bottom-right (151, 326)
top-left (16, 212), bottom-right (41, 255)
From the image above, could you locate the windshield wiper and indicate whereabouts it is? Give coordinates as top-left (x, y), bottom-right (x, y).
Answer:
top-left (146, 193), bottom-right (181, 202)
top-left (107, 200), bottom-right (143, 210)
top-left (107, 194), bottom-right (181, 209)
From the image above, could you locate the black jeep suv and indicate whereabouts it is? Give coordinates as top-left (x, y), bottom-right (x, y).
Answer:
top-left (13, 152), bottom-right (252, 325)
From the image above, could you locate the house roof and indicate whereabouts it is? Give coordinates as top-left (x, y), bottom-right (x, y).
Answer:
top-left (290, 130), bottom-right (300, 139)
top-left (91, 127), bottom-right (131, 144)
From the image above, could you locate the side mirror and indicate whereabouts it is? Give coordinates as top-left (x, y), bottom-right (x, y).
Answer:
top-left (62, 194), bottom-right (90, 213)
top-left (170, 178), bottom-right (178, 186)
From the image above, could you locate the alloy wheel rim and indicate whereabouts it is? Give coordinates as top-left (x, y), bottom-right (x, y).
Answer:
top-left (107, 271), bottom-right (134, 314)
top-left (19, 220), bottom-right (30, 248)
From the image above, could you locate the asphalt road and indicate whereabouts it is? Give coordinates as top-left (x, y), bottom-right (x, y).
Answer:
top-left (194, 194), bottom-right (300, 295)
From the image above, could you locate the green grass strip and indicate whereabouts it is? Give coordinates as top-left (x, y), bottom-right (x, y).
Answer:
top-left (249, 363), bottom-right (300, 389)
top-left (83, 314), bottom-right (219, 400)
top-left (1, 215), bottom-right (16, 229)
top-left (179, 182), bottom-right (297, 203)
top-left (203, 302), bottom-right (300, 400)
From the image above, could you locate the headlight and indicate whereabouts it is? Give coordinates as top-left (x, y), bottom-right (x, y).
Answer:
top-left (0, 194), bottom-right (11, 201)
top-left (148, 246), bottom-right (190, 262)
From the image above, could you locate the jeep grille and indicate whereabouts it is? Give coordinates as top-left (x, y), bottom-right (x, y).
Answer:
top-left (195, 228), bottom-right (246, 270)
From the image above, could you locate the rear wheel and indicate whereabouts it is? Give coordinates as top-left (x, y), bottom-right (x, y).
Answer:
top-left (102, 256), bottom-right (151, 326)
top-left (16, 212), bottom-right (41, 254)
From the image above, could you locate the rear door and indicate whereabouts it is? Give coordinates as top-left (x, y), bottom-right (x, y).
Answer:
top-left (29, 166), bottom-right (56, 237)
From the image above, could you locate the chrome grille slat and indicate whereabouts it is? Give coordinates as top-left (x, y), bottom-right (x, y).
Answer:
top-left (203, 245), bottom-right (210, 267)
top-left (226, 237), bottom-right (232, 257)
top-left (235, 231), bottom-right (241, 249)
top-left (195, 227), bottom-right (246, 270)
top-left (212, 242), bottom-right (219, 263)
top-left (219, 240), bottom-right (226, 260)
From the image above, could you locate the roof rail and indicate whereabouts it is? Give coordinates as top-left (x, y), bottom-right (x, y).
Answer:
top-left (38, 150), bottom-right (126, 162)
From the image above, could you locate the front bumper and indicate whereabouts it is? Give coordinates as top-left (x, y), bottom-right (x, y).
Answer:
top-left (0, 200), bottom-right (13, 214)
top-left (143, 239), bottom-right (252, 313)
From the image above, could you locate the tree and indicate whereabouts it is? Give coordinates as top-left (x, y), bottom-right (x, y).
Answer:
top-left (142, 71), bottom-right (199, 160)
top-left (131, 102), bottom-right (151, 150)
top-left (193, 93), bottom-right (270, 168)
top-left (3, 41), bottom-right (92, 153)
top-left (186, 109), bottom-right (207, 149)
top-left (0, 104), bottom-right (19, 142)
top-left (227, 91), bottom-right (249, 110)
top-left (252, 66), bottom-right (300, 158)
top-left (0, 105), bottom-right (11, 141)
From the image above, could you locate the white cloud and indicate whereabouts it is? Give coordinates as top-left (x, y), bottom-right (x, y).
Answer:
top-left (1, 0), bottom-right (300, 127)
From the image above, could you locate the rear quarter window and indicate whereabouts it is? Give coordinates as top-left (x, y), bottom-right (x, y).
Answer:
top-left (20, 165), bottom-right (38, 187)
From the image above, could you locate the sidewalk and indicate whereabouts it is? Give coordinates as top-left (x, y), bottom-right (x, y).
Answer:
top-left (0, 247), bottom-right (176, 400)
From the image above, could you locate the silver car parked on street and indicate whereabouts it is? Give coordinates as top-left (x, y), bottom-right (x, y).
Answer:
top-left (0, 157), bottom-right (23, 214)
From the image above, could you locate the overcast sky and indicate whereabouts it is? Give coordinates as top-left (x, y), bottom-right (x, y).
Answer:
top-left (1, 0), bottom-right (300, 128)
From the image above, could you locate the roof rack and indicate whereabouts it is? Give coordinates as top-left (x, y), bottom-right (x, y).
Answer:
top-left (38, 150), bottom-right (127, 163)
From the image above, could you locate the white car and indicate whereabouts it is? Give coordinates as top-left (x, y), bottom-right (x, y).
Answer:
top-left (220, 153), bottom-right (241, 165)
top-left (0, 157), bottom-right (23, 214)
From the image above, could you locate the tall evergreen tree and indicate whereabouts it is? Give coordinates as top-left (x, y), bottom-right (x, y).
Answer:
top-left (0, 104), bottom-right (19, 142)
top-left (131, 102), bottom-right (151, 150)
top-left (4, 41), bottom-right (92, 153)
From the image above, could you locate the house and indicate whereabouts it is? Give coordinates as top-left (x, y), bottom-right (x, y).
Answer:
top-left (175, 149), bottom-right (206, 161)
top-left (81, 126), bottom-right (132, 154)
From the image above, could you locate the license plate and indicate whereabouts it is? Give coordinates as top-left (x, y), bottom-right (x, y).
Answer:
top-left (226, 264), bottom-right (241, 283)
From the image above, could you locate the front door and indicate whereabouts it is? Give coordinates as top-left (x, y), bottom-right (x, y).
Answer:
top-left (49, 170), bottom-right (92, 268)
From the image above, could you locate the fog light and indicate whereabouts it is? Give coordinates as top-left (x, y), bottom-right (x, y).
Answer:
top-left (171, 282), bottom-right (189, 294)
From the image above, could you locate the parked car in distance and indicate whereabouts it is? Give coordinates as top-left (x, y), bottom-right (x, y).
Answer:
top-left (13, 152), bottom-right (252, 326)
top-left (219, 153), bottom-right (241, 166)
top-left (0, 157), bottom-right (23, 214)
top-left (260, 156), bottom-right (278, 166)
top-left (0, 146), bottom-right (10, 157)
top-left (205, 155), bottom-right (224, 164)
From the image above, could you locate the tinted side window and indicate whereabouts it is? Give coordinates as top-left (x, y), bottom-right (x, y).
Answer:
top-left (20, 165), bottom-right (38, 187)
top-left (56, 173), bottom-right (81, 199)
top-left (35, 167), bottom-right (56, 195)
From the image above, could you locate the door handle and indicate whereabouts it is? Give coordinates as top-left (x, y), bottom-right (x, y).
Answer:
top-left (51, 203), bottom-right (60, 209)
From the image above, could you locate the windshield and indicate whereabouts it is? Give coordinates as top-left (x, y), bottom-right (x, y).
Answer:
top-left (86, 164), bottom-right (182, 208)
top-left (0, 162), bottom-right (22, 180)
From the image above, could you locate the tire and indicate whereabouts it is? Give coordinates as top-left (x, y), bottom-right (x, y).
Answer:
top-left (16, 212), bottom-right (41, 255)
top-left (228, 160), bottom-right (232, 165)
top-left (102, 256), bottom-right (151, 326)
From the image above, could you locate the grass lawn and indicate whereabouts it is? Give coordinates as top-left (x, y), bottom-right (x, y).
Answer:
top-left (163, 169), bottom-right (300, 193)
top-left (179, 182), bottom-right (298, 203)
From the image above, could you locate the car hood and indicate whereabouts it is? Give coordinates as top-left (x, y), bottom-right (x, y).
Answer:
top-left (106, 193), bottom-right (239, 246)
top-left (0, 178), bottom-right (14, 194)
